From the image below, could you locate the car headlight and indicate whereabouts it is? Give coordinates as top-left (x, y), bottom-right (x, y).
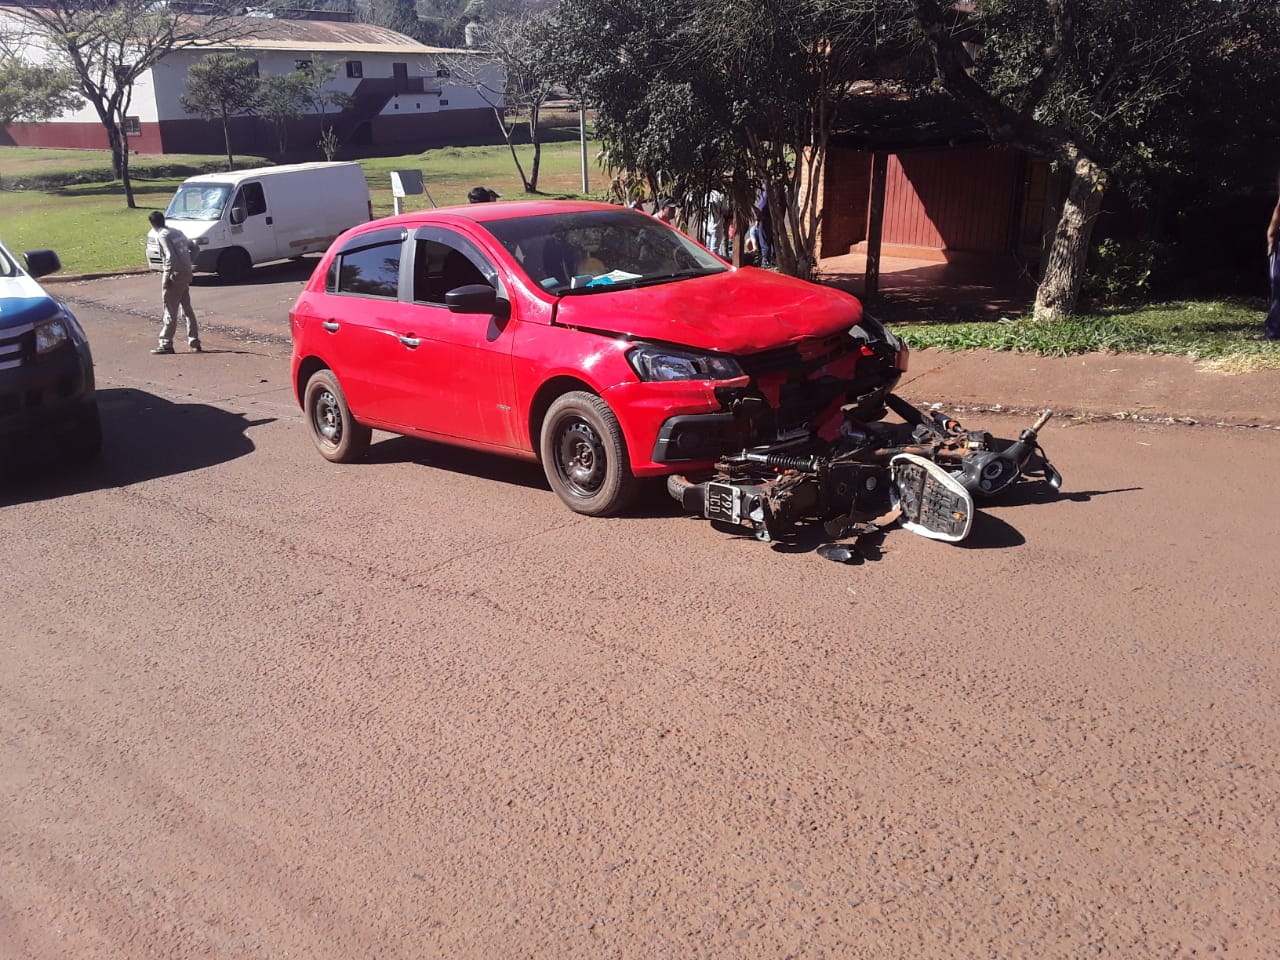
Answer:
top-left (34, 309), bottom-right (71, 355)
top-left (627, 344), bottom-right (744, 382)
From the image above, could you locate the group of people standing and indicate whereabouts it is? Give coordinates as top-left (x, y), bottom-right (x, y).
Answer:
top-left (640, 187), bottom-right (776, 268)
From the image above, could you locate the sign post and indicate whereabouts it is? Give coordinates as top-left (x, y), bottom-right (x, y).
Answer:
top-left (390, 169), bottom-right (425, 215)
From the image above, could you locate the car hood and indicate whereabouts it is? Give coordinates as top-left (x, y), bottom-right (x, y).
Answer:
top-left (552, 267), bottom-right (863, 354)
top-left (0, 273), bottom-right (59, 331)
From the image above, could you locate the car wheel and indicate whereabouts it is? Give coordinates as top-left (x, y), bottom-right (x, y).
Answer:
top-left (540, 391), bottom-right (639, 517)
top-left (217, 247), bottom-right (252, 283)
top-left (304, 369), bottom-right (371, 463)
top-left (67, 403), bottom-right (102, 464)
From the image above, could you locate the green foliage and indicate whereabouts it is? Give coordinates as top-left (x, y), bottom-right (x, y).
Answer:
top-left (257, 73), bottom-right (309, 155)
top-left (898, 299), bottom-right (1278, 364)
top-left (1081, 238), bottom-right (1174, 306)
top-left (180, 54), bottom-right (260, 122)
top-left (180, 53), bottom-right (261, 166)
top-left (0, 57), bottom-right (83, 126)
top-left (549, 0), bottom-right (899, 275)
top-left (958, 0), bottom-right (1280, 205)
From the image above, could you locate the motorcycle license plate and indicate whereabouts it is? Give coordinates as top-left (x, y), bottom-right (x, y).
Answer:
top-left (704, 481), bottom-right (743, 523)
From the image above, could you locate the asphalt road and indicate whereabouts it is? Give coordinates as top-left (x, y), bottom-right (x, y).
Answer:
top-left (2, 283), bottom-right (1278, 959)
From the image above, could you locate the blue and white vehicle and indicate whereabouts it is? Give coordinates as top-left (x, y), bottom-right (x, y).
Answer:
top-left (0, 239), bottom-right (100, 468)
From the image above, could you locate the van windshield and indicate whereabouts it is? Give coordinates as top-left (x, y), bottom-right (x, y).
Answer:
top-left (167, 183), bottom-right (232, 221)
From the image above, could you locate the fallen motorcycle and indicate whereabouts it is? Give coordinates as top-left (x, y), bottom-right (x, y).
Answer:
top-left (667, 392), bottom-right (1062, 557)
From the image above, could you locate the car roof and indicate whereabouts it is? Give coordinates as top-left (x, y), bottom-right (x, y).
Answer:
top-left (369, 199), bottom-right (631, 230)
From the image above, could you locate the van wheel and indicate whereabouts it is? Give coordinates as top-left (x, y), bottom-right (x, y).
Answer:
top-left (540, 391), bottom-right (639, 517)
top-left (217, 247), bottom-right (252, 283)
top-left (304, 369), bottom-right (370, 463)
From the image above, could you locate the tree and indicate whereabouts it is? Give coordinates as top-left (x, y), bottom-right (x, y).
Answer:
top-left (909, 0), bottom-right (1274, 319)
top-left (550, 0), bottom-right (895, 279)
top-left (257, 71), bottom-right (308, 156)
top-left (294, 57), bottom-right (352, 150)
top-left (180, 53), bottom-right (260, 170)
top-left (0, 55), bottom-right (83, 128)
top-left (9, 1), bottom-right (261, 208)
top-left (438, 10), bottom-right (557, 193)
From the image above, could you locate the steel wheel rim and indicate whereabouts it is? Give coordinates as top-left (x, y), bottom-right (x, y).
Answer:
top-left (313, 388), bottom-right (342, 445)
top-left (554, 417), bottom-right (606, 497)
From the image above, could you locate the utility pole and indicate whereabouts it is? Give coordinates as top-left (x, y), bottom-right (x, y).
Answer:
top-left (579, 101), bottom-right (589, 194)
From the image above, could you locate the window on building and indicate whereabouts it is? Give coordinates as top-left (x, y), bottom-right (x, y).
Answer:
top-left (248, 60), bottom-right (260, 77)
top-left (346, 60), bottom-right (362, 79)
top-left (295, 59), bottom-right (312, 71)
top-left (392, 61), bottom-right (408, 92)
top-left (122, 116), bottom-right (141, 135)
top-left (439, 99), bottom-right (448, 106)
top-left (435, 67), bottom-right (450, 78)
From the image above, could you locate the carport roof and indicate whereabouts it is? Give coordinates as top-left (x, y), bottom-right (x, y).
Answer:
top-left (830, 87), bottom-right (990, 153)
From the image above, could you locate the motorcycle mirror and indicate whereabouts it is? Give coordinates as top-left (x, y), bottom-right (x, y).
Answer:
top-left (1045, 462), bottom-right (1064, 491)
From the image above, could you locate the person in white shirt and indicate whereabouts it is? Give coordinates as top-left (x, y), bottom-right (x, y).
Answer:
top-left (147, 210), bottom-right (201, 354)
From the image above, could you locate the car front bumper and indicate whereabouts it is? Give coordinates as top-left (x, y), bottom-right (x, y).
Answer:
top-left (0, 339), bottom-right (98, 458)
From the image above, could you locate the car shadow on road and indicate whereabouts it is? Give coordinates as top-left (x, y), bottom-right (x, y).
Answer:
top-left (364, 434), bottom-right (688, 517)
top-left (366, 435), bottom-right (550, 491)
top-left (1, 387), bottom-right (273, 505)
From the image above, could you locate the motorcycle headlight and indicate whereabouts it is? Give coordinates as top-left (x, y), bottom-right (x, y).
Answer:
top-left (627, 344), bottom-right (744, 382)
top-left (34, 309), bottom-right (72, 355)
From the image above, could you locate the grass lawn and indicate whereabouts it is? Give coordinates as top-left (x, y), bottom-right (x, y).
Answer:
top-left (0, 140), bottom-right (606, 274)
top-left (897, 299), bottom-right (1280, 370)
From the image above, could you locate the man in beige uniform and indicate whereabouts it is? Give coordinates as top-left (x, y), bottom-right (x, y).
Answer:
top-left (147, 210), bottom-right (201, 354)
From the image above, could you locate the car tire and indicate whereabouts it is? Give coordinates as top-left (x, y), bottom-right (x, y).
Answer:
top-left (217, 247), bottom-right (252, 283)
top-left (304, 369), bottom-right (371, 463)
top-left (540, 391), bottom-right (639, 517)
top-left (67, 403), bottom-right (102, 464)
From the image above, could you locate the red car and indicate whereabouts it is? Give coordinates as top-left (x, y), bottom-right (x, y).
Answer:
top-left (289, 200), bottom-right (908, 516)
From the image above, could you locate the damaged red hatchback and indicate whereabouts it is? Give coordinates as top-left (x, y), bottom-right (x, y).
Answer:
top-left (290, 199), bottom-right (908, 516)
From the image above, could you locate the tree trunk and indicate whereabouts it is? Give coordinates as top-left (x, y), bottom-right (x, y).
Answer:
top-left (119, 133), bottom-right (135, 208)
top-left (527, 106), bottom-right (542, 193)
top-left (493, 106), bottom-right (530, 192)
top-left (1034, 155), bottom-right (1107, 320)
top-left (105, 121), bottom-right (125, 180)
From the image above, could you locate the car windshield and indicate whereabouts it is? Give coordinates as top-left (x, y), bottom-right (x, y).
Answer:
top-left (166, 182), bottom-right (232, 221)
top-left (0, 243), bottom-right (16, 277)
top-left (483, 208), bottom-right (728, 295)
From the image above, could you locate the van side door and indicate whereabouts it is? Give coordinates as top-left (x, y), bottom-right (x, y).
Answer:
top-left (227, 181), bottom-right (277, 263)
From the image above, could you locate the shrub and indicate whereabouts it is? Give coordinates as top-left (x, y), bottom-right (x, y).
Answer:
top-left (1082, 238), bottom-right (1174, 305)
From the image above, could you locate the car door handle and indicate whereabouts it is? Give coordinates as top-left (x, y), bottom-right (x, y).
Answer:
top-left (322, 320), bottom-right (339, 332)
top-left (399, 335), bottom-right (421, 348)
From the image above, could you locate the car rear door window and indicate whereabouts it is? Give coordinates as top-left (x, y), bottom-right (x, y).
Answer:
top-left (327, 228), bottom-right (406, 299)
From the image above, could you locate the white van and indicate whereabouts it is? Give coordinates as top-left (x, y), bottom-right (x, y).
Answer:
top-left (147, 162), bottom-right (373, 282)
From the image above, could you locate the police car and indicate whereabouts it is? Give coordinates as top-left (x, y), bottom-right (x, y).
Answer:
top-left (0, 238), bottom-right (100, 469)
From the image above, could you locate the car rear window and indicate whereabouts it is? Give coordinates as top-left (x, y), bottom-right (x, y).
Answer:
top-left (326, 228), bottom-right (405, 299)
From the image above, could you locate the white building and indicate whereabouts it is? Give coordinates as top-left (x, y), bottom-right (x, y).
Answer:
top-left (1, 15), bottom-right (502, 156)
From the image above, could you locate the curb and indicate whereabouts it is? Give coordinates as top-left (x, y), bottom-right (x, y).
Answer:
top-left (46, 269), bottom-right (154, 283)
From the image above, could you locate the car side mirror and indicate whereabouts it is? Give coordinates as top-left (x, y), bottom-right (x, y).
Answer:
top-left (230, 205), bottom-right (246, 225)
top-left (23, 249), bottom-right (61, 279)
top-left (445, 283), bottom-right (502, 315)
